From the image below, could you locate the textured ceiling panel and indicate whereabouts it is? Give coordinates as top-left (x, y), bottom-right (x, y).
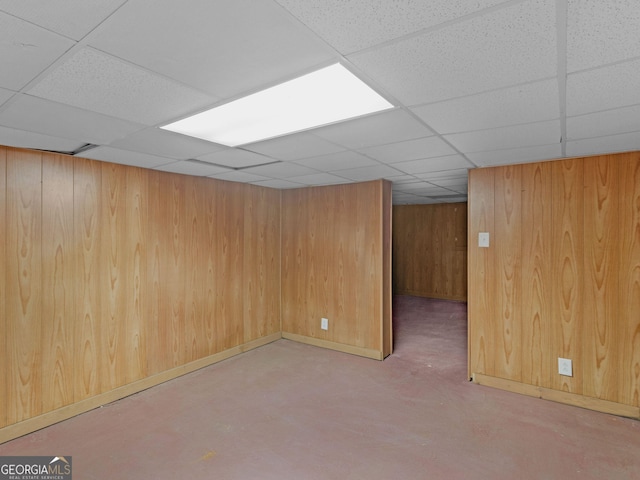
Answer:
top-left (567, 105), bottom-right (640, 141)
top-left (415, 169), bottom-right (469, 181)
top-left (111, 128), bottom-right (224, 159)
top-left (252, 178), bottom-right (304, 189)
top-left (336, 164), bottom-right (403, 181)
top-left (0, 0), bottom-right (126, 40)
top-left (0, 13), bottom-right (74, 90)
top-left (82, 146), bottom-right (174, 169)
top-left (445, 120), bottom-right (560, 154)
top-left (275, 0), bottom-right (510, 54)
top-left (244, 161), bottom-right (319, 178)
top-left (209, 170), bottom-right (271, 183)
top-left (0, 125), bottom-right (84, 152)
top-left (293, 151), bottom-right (378, 172)
top-left (155, 160), bottom-right (231, 177)
top-left (393, 155), bottom-right (474, 174)
top-left (313, 109), bottom-right (433, 149)
top-left (349, 0), bottom-right (557, 106)
top-left (0, 95), bottom-right (142, 145)
top-left (286, 172), bottom-right (351, 186)
top-left (243, 132), bottom-right (344, 161)
top-left (196, 148), bottom-right (277, 169)
top-left (412, 79), bottom-right (559, 134)
top-left (87, 0), bottom-right (335, 98)
top-left (566, 131), bottom-right (640, 158)
top-left (465, 143), bottom-right (562, 166)
top-left (0, 87), bottom-right (13, 106)
top-left (29, 48), bottom-right (216, 125)
top-left (566, 59), bottom-right (640, 116)
top-left (359, 136), bottom-right (457, 164)
top-left (567, 0), bottom-right (640, 73)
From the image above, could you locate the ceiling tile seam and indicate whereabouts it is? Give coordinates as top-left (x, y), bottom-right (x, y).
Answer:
top-left (556, 0), bottom-right (568, 157)
top-left (344, 0), bottom-right (530, 58)
top-left (566, 54), bottom-right (640, 76)
top-left (565, 128), bottom-right (640, 142)
top-left (450, 139), bottom-right (563, 156)
top-left (566, 101), bottom-right (640, 119)
top-left (406, 75), bottom-right (558, 111)
top-left (441, 117), bottom-right (562, 136)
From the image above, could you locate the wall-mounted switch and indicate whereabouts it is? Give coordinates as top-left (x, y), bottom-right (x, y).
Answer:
top-left (321, 318), bottom-right (329, 330)
top-left (478, 232), bottom-right (490, 248)
top-left (558, 358), bottom-right (573, 377)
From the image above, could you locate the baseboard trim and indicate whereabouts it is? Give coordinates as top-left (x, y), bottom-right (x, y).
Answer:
top-left (472, 373), bottom-right (640, 420)
top-left (0, 332), bottom-right (282, 445)
top-left (282, 332), bottom-right (383, 360)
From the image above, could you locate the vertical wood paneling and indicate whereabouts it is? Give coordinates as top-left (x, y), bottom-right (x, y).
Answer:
top-left (74, 158), bottom-right (102, 400)
top-left (6, 149), bottom-right (42, 424)
top-left (494, 165), bottom-right (522, 381)
top-left (551, 159), bottom-right (583, 394)
top-left (392, 203), bottom-right (467, 301)
top-left (0, 148), bottom-right (6, 428)
top-left (42, 155), bottom-right (75, 412)
top-left (619, 153), bottom-right (640, 407)
top-left (145, 170), bottom-right (164, 375)
top-left (185, 177), bottom-right (207, 362)
top-left (468, 168), bottom-right (495, 377)
top-left (101, 162), bottom-right (128, 390)
top-left (243, 185), bottom-right (281, 343)
top-left (521, 162), bottom-right (552, 387)
top-left (583, 156), bottom-right (619, 401)
top-left (281, 181), bottom-right (385, 353)
top-left (203, 180), bottom-right (217, 355)
top-left (382, 181), bottom-right (393, 357)
top-left (125, 167), bottom-right (147, 383)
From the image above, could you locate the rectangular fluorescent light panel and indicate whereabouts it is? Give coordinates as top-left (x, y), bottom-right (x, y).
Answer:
top-left (160, 64), bottom-right (393, 147)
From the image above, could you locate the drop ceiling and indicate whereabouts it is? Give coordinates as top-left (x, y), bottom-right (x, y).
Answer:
top-left (0, 0), bottom-right (638, 204)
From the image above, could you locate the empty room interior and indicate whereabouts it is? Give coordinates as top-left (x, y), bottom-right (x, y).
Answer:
top-left (1, 1), bottom-right (640, 479)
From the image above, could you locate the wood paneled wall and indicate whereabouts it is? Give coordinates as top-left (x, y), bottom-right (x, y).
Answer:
top-left (393, 203), bottom-right (467, 301)
top-left (468, 151), bottom-right (640, 415)
top-left (281, 180), bottom-right (392, 359)
top-left (0, 146), bottom-right (281, 433)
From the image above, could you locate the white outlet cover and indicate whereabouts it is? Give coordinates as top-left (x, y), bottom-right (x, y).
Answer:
top-left (321, 318), bottom-right (329, 330)
top-left (558, 357), bottom-right (573, 377)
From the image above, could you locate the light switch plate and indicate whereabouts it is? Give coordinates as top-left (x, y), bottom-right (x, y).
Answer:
top-left (558, 358), bottom-right (573, 377)
top-left (478, 232), bottom-right (490, 248)
top-left (321, 318), bottom-right (328, 330)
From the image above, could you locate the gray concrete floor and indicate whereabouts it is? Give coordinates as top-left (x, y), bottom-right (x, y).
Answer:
top-left (1, 295), bottom-right (639, 479)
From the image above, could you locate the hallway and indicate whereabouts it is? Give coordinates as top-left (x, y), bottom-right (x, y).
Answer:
top-left (1, 296), bottom-right (638, 479)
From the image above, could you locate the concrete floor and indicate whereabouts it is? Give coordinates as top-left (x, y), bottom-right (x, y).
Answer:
top-left (1, 295), bottom-right (639, 479)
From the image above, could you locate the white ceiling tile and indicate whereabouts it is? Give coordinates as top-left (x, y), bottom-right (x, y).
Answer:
top-left (428, 176), bottom-right (468, 187)
top-left (313, 109), bottom-right (433, 149)
top-left (567, 59), bottom-right (640, 116)
top-left (389, 175), bottom-right (421, 184)
top-left (0, 13), bottom-right (75, 90)
top-left (243, 132), bottom-right (345, 161)
top-left (0, 95), bottom-right (143, 145)
top-left (0, 125), bottom-right (84, 152)
top-left (415, 169), bottom-right (470, 180)
top-left (567, 105), bottom-right (640, 141)
top-left (445, 120), bottom-right (560, 154)
top-left (111, 128), bottom-right (224, 159)
top-left (294, 151), bottom-right (379, 172)
top-left (349, 0), bottom-right (557, 105)
top-left (251, 179), bottom-right (304, 189)
top-left (155, 160), bottom-right (231, 177)
top-left (466, 144), bottom-right (562, 166)
top-left (0, 87), bottom-right (13, 105)
top-left (275, 0), bottom-right (510, 54)
top-left (393, 154), bottom-right (474, 174)
top-left (82, 146), bottom-right (174, 169)
top-left (359, 136), bottom-right (456, 163)
top-left (567, 0), bottom-right (640, 73)
top-left (243, 162), bottom-right (319, 178)
top-left (29, 48), bottom-right (216, 125)
top-left (196, 149), bottom-right (277, 169)
top-left (0, 0), bottom-right (126, 40)
top-left (286, 173), bottom-right (351, 186)
top-left (209, 171), bottom-right (271, 183)
top-left (87, 0), bottom-right (336, 98)
top-left (566, 131), bottom-right (640, 158)
top-left (337, 164), bottom-right (403, 181)
top-left (412, 79), bottom-right (559, 134)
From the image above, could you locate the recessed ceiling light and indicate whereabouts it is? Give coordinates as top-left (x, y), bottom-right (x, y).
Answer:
top-left (160, 64), bottom-right (393, 147)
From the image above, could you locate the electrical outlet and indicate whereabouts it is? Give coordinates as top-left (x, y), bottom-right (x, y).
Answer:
top-left (558, 358), bottom-right (573, 377)
top-left (478, 232), bottom-right (490, 248)
top-left (321, 318), bottom-right (329, 330)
